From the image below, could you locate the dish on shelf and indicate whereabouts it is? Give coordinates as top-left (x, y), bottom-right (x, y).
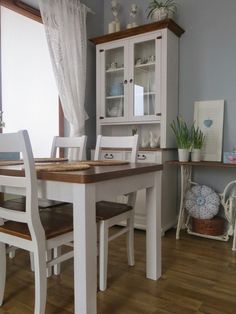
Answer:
top-left (109, 82), bottom-right (124, 96)
top-left (106, 105), bottom-right (123, 117)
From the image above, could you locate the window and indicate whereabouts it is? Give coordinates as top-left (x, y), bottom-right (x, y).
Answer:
top-left (1, 6), bottom-right (59, 157)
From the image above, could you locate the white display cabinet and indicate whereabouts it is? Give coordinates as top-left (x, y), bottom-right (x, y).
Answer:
top-left (90, 20), bottom-right (184, 232)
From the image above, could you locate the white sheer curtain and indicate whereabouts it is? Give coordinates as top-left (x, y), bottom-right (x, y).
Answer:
top-left (38, 0), bottom-right (89, 137)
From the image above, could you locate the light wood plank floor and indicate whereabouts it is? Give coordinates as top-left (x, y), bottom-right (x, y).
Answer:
top-left (0, 228), bottom-right (236, 314)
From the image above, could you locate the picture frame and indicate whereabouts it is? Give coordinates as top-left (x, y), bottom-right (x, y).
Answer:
top-left (194, 100), bottom-right (225, 161)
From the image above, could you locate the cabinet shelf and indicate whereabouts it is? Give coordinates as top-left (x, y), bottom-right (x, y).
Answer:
top-left (134, 62), bottom-right (155, 69)
top-left (106, 95), bottom-right (124, 100)
top-left (100, 119), bottom-right (161, 126)
top-left (106, 67), bottom-right (124, 73)
top-left (136, 92), bottom-right (156, 96)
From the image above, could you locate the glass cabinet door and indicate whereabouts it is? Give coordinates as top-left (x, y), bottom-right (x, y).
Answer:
top-left (132, 38), bottom-right (160, 119)
top-left (103, 46), bottom-right (125, 119)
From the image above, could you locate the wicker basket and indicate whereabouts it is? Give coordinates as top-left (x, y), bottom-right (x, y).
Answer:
top-left (192, 216), bottom-right (225, 236)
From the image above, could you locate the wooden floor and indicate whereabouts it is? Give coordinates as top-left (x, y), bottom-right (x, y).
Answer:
top-left (1, 228), bottom-right (236, 314)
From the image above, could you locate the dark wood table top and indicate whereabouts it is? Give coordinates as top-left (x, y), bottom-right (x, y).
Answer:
top-left (166, 160), bottom-right (236, 168)
top-left (0, 163), bottom-right (163, 184)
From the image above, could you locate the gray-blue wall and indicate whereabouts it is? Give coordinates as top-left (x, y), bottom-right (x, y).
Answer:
top-left (84, 0), bottom-right (104, 153)
top-left (103, 0), bottom-right (236, 192)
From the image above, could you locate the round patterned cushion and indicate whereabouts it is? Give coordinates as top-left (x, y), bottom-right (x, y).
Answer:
top-left (185, 185), bottom-right (220, 219)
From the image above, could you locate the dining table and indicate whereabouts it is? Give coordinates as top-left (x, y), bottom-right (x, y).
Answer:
top-left (0, 160), bottom-right (163, 314)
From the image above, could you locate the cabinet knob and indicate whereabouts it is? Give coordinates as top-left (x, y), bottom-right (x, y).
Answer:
top-left (156, 113), bottom-right (162, 116)
top-left (124, 80), bottom-right (128, 84)
top-left (138, 154), bottom-right (147, 161)
top-left (99, 116), bottom-right (104, 119)
top-left (104, 153), bottom-right (114, 160)
top-left (129, 79), bottom-right (133, 83)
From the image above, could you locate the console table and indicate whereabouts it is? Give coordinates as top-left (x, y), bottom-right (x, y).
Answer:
top-left (166, 161), bottom-right (236, 250)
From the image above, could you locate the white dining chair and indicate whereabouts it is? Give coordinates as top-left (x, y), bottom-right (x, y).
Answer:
top-left (8, 135), bottom-right (87, 271)
top-left (0, 130), bottom-right (74, 314)
top-left (94, 134), bottom-right (138, 291)
top-left (48, 134), bottom-right (139, 290)
top-left (39, 135), bottom-right (87, 208)
top-left (50, 135), bottom-right (87, 161)
top-left (9, 135), bottom-right (87, 210)
top-left (46, 135), bottom-right (87, 274)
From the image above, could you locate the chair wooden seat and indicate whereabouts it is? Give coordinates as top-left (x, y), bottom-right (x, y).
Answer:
top-left (0, 200), bottom-right (25, 212)
top-left (0, 210), bottom-right (73, 240)
top-left (96, 201), bottom-right (132, 221)
top-left (5, 196), bottom-right (67, 210)
top-left (49, 201), bottom-right (132, 221)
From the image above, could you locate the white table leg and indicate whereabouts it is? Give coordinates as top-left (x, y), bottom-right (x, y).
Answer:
top-left (73, 183), bottom-right (97, 314)
top-left (176, 165), bottom-right (192, 239)
top-left (146, 171), bottom-right (162, 280)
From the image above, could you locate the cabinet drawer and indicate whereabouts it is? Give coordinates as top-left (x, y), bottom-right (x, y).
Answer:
top-left (100, 151), bottom-right (123, 161)
top-left (125, 151), bottom-right (162, 163)
top-left (137, 152), bottom-right (162, 163)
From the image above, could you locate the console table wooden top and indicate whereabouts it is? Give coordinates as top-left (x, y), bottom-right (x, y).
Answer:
top-left (166, 160), bottom-right (236, 168)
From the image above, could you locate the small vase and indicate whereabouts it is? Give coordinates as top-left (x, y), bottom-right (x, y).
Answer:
top-left (152, 7), bottom-right (168, 21)
top-left (191, 149), bottom-right (201, 162)
top-left (178, 149), bottom-right (189, 162)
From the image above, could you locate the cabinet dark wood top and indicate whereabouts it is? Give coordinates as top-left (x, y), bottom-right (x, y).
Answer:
top-left (0, 163), bottom-right (163, 184)
top-left (96, 147), bottom-right (177, 152)
top-left (89, 19), bottom-right (185, 45)
top-left (166, 160), bottom-right (236, 168)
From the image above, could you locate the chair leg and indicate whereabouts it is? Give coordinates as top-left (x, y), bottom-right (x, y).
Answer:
top-left (53, 247), bottom-right (61, 275)
top-left (46, 250), bottom-right (52, 278)
top-left (233, 220), bottom-right (236, 251)
top-left (30, 252), bottom-right (35, 271)
top-left (30, 250), bottom-right (52, 277)
top-left (0, 242), bottom-right (6, 306)
top-left (33, 246), bottom-right (47, 314)
top-left (99, 221), bottom-right (109, 291)
top-left (127, 213), bottom-right (135, 266)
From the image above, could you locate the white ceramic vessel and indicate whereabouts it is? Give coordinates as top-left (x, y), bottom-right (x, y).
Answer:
top-left (178, 149), bottom-right (190, 162)
top-left (191, 149), bottom-right (201, 162)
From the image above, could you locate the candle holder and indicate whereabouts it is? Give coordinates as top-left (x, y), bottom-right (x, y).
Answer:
top-left (108, 0), bottom-right (121, 33)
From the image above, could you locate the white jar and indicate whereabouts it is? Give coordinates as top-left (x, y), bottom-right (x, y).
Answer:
top-left (178, 149), bottom-right (190, 162)
top-left (191, 149), bottom-right (201, 162)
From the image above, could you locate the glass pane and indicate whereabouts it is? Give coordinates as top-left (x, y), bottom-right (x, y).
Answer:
top-left (105, 47), bottom-right (124, 118)
top-left (1, 7), bottom-right (58, 157)
top-left (133, 40), bottom-right (156, 117)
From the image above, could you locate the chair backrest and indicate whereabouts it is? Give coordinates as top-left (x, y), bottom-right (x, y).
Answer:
top-left (94, 135), bottom-right (139, 162)
top-left (0, 130), bottom-right (43, 237)
top-left (50, 136), bottom-right (87, 161)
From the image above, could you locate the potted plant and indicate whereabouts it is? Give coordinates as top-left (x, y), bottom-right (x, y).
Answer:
top-left (191, 126), bottom-right (205, 162)
top-left (170, 117), bottom-right (192, 162)
top-left (147, 0), bottom-right (177, 21)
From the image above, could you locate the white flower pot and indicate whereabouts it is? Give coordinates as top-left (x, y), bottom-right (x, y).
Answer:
top-left (178, 149), bottom-right (190, 162)
top-left (191, 149), bottom-right (201, 162)
top-left (152, 7), bottom-right (168, 21)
